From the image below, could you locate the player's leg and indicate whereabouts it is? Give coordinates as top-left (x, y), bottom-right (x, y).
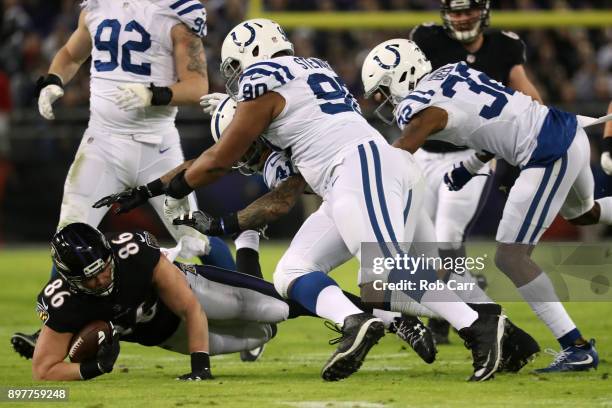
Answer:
top-left (334, 141), bottom-right (505, 381)
top-left (159, 320), bottom-right (277, 356)
top-left (496, 130), bottom-right (597, 372)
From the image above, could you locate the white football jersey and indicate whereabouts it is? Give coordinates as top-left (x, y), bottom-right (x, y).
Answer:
top-left (82, 0), bottom-right (206, 138)
top-left (237, 56), bottom-right (386, 196)
top-left (395, 62), bottom-right (577, 167)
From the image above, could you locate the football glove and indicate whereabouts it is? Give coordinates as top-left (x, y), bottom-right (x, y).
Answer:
top-left (163, 196), bottom-right (191, 224)
top-left (444, 162), bottom-right (476, 191)
top-left (173, 210), bottom-right (240, 236)
top-left (200, 92), bottom-right (228, 115)
top-left (37, 74), bottom-right (64, 120)
top-left (80, 323), bottom-right (120, 380)
top-left (601, 138), bottom-right (612, 176)
top-left (177, 352), bottom-right (213, 381)
top-left (115, 83), bottom-right (173, 111)
top-left (93, 180), bottom-right (165, 214)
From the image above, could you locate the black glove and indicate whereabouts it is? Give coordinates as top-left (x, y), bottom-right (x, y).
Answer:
top-left (80, 323), bottom-right (121, 380)
top-left (173, 210), bottom-right (239, 236)
top-left (177, 352), bottom-right (213, 381)
top-left (93, 179), bottom-right (165, 214)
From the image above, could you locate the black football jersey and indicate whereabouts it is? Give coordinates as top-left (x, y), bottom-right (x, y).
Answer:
top-left (36, 230), bottom-right (180, 346)
top-left (410, 23), bottom-right (527, 153)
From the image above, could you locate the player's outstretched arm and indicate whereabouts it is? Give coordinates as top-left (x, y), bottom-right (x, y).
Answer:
top-left (392, 106), bottom-right (448, 153)
top-left (153, 254), bottom-right (212, 380)
top-left (508, 65), bottom-right (543, 104)
top-left (169, 23), bottom-right (209, 106)
top-left (173, 174), bottom-right (307, 236)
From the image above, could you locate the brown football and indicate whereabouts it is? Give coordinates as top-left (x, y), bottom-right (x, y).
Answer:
top-left (68, 320), bottom-right (112, 363)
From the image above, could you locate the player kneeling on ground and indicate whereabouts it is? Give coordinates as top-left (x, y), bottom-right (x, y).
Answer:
top-left (32, 223), bottom-right (288, 381)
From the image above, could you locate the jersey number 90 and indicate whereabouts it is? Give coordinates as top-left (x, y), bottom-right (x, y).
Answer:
top-left (94, 19), bottom-right (151, 76)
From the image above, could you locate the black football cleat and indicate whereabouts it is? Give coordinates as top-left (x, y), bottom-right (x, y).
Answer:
top-left (240, 345), bottom-right (266, 362)
top-left (499, 319), bottom-right (540, 373)
top-left (458, 313), bottom-right (506, 382)
top-left (390, 315), bottom-right (437, 364)
top-left (428, 318), bottom-right (451, 345)
top-left (321, 313), bottom-right (385, 381)
top-left (11, 330), bottom-right (40, 360)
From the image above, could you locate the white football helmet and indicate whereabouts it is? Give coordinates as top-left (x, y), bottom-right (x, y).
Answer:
top-left (361, 39), bottom-right (432, 124)
top-left (220, 18), bottom-right (294, 98)
top-left (210, 95), bottom-right (268, 175)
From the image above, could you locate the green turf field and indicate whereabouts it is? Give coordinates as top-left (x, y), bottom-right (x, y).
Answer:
top-left (1, 243), bottom-right (611, 408)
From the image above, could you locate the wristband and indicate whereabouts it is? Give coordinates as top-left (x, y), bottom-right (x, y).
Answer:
top-left (604, 137), bottom-right (612, 154)
top-left (36, 74), bottom-right (64, 96)
top-left (145, 178), bottom-right (166, 197)
top-left (191, 351), bottom-right (210, 372)
top-left (166, 170), bottom-right (194, 199)
top-left (220, 213), bottom-right (240, 235)
top-left (79, 359), bottom-right (104, 380)
top-left (150, 84), bottom-right (173, 106)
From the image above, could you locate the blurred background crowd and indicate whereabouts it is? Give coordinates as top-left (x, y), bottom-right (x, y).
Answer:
top-left (0, 0), bottom-right (610, 242)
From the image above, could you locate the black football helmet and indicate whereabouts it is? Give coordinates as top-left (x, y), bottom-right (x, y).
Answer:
top-left (51, 223), bottom-right (114, 296)
top-left (440, 0), bottom-right (491, 43)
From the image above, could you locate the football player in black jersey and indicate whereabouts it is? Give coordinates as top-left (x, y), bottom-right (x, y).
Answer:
top-left (31, 222), bottom-right (399, 381)
top-left (409, 0), bottom-right (543, 344)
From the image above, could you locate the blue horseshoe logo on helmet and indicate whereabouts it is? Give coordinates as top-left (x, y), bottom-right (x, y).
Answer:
top-left (374, 44), bottom-right (401, 70)
top-left (231, 22), bottom-right (256, 47)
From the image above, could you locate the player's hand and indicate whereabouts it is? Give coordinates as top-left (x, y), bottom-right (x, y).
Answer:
top-left (177, 352), bottom-right (213, 381)
top-left (115, 83), bottom-right (153, 111)
top-left (93, 185), bottom-right (154, 214)
top-left (602, 152), bottom-right (612, 176)
top-left (444, 162), bottom-right (475, 191)
top-left (200, 93), bottom-right (228, 115)
top-left (173, 211), bottom-right (223, 236)
top-left (37, 74), bottom-right (64, 120)
top-left (163, 197), bottom-right (191, 224)
top-left (96, 322), bottom-right (120, 374)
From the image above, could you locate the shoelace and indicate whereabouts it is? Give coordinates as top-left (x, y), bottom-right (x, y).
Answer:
top-left (542, 347), bottom-right (571, 367)
top-left (324, 320), bottom-right (345, 345)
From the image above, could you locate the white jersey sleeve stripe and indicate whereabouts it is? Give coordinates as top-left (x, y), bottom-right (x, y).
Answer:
top-left (177, 2), bottom-right (204, 16)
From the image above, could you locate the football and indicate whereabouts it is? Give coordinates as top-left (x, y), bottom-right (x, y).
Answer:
top-left (68, 321), bottom-right (112, 363)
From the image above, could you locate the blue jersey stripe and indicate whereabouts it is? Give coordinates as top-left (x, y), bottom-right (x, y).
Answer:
top-left (246, 61), bottom-right (295, 80)
top-left (515, 165), bottom-right (554, 242)
top-left (177, 3), bottom-right (204, 16)
top-left (241, 67), bottom-right (287, 86)
top-left (403, 189), bottom-right (413, 224)
top-left (170, 0), bottom-right (191, 10)
top-left (404, 94), bottom-right (431, 104)
top-left (529, 154), bottom-right (568, 243)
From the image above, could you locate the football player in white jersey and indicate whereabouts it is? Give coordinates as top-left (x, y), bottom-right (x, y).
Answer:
top-left (362, 39), bottom-right (612, 372)
top-left (97, 19), bottom-right (508, 382)
top-left (11, 0), bottom-right (236, 359)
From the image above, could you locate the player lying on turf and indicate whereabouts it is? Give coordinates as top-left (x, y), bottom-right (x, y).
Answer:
top-left (32, 222), bottom-right (401, 381)
top-left (361, 39), bottom-right (612, 372)
top-left (95, 19), bottom-right (511, 383)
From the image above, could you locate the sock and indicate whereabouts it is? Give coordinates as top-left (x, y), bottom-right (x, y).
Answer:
top-left (373, 309), bottom-right (401, 329)
top-left (517, 272), bottom-right (578, 343)
top-left (389, 289), bottom-right (440, 318)
top-left (288, 272), bottom-right (362, 325)
top-left (234, 230), bottom-right (260, 251)
top-left (199, 237), bottom-right (236, 269)
top-left (558, 328), bottom-right (584, 349)
top-left (420, 288), bottom-right (479, 330)
top-left (596, 197), bottom-right (612, 224)
top-left (235, 248), bottom-right (262, 279)
top-left (448, 272), bottom-right (493, 304)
